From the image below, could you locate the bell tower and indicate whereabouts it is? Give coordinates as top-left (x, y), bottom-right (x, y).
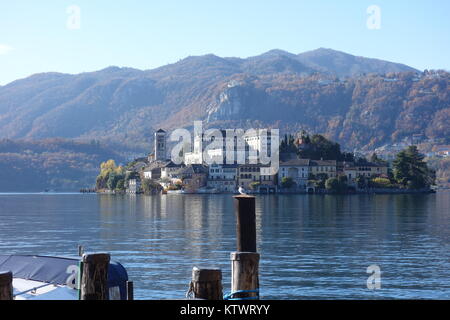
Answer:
top-left (154, 129), bottom-right (167, 161)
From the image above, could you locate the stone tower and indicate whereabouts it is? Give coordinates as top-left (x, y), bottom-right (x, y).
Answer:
top-left (154, 129), bottom-right (167, 161)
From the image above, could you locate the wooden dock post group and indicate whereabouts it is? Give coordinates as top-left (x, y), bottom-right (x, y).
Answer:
top-left (188, 194), bottom-right (260, 300)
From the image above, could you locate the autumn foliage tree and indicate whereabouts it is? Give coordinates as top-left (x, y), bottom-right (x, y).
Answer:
top-left (96, 159), bottom-right (126, 191)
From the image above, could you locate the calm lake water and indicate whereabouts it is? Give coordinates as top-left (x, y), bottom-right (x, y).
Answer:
top-left (0, 192), bottom-right (449, 299)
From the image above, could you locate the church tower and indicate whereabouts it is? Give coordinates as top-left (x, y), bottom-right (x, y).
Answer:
top-left (154, 129), bottom-right (167, 161)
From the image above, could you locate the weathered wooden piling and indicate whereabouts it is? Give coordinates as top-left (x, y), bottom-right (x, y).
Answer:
top-left (80, 253), bottom-right (110, 300)
top-left (230, 252), bottom-right (260, 299)
top-left (231, 195), bottom-right (260, 300)
top-left (126, 281), bottom-right (134, 300)
top-left (234, 195), bottom-right (257, 252)
top-left (0, 271), bottom-right (13, 300)
top-left (190, 267), bottom-right (223, 300)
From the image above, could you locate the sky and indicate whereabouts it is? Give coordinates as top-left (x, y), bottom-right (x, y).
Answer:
top-left (0, 0), bottom-right (449, 85)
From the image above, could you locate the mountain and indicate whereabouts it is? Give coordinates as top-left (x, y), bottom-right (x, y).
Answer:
top-left (0, 48), bottom-right (447, 155)
top-left (296, 48), bottom-right (417, 77)
top-left (0, 138), bottom-right (128, 191)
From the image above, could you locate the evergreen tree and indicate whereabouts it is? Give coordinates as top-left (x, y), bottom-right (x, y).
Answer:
top-left (393, 146), bottom-right (434, 189)
top-left (370, 153), bottom-right (387, 165)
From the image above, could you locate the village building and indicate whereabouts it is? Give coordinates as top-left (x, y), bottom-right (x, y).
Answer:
top-left (171, 164), bottom-right (208, 193)
top-left (259, 165), bottom-right (278, 193)
top-left (309, 160), bottom-right (337, 178)
top-left (279, 159), bottom-right (310, 189)
top-left (343, 162), bottom-right (389, 187)
top-left (160, 161), bottom-right (184, 179)
top-left (143, 160), bottom-right (169, 180)
top-left (207, 163), bottom-right (237, 192)
top-left (184, 128), bottom-right (275, 166)
top-left (237, 164), bottom-right (262, 189)
top-left (126, 178), bottom-right (141, 194)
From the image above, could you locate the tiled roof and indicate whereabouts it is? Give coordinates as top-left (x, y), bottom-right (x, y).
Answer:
top-left (310, 160), bottom-right (337, 166)
top-left (280, 159), bottom-right (310, 166)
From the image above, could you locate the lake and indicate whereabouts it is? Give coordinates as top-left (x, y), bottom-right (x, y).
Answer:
top-left (0, 192), bottom-right (449, 299)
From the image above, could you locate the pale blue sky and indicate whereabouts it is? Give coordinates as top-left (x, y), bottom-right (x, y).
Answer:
top-left (0, 0), bottom-right (449, 85)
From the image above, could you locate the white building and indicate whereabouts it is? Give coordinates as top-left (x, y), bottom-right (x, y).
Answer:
top-left (184, 128), bottom-right (275, 165)
top-left (127, 179), bottom-right (141, 194)
top-left (244, 129), bottom-right (273, 163)
top-left (279, 159), bottom-right (310, 189)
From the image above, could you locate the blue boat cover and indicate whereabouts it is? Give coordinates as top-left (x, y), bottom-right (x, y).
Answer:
top-left (0, 255), bottom-right (128, 300)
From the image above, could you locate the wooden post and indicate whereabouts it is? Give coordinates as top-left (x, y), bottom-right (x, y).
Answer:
top-left (78, 245), bottom-right (84, 257)
top-left (231, 195), bottom-right (259, 300)
top-left (230, 252), bottom-right (260, 300)
top-left (0, 271), bottom-right (13, 300)
top-left (233, 195), bottom-right (256, 252)
top-left (126, 281), bottom-right (134, 300)
top-left (190, 267), bottom-right (223, 300)
top-left (80, 253), bottom-right (110, 300)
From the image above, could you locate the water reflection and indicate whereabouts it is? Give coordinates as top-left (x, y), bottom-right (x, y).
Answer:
top-left (0, 192), bottom-right (449, 299)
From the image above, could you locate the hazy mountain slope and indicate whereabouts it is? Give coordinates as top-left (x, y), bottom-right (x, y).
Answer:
top-left (297, 48), bottom-right (418, 77)
top-left (0, 139), bottom-right (127, 191)
top-left (0, 48), bottom-right (446, 153)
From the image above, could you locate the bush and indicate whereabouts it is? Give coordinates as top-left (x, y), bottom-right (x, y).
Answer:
top-left (249, 182), bottom-right (261, 191)
top-left (369, 177), bottom-right (394, 188)
top-left (325, 177), bottom-right (339, 192)
top-left (281, 177), bottom-right (295, 189)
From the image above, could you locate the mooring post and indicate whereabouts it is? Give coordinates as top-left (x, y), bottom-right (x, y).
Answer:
top-left (233, 195), bottom-right (257, 252)
top-left (0, 271), bottom-right (13, 300)
top-left (231, 195), bottom-right (260, 300)
top-left (78, 245), bottom-right (84, 257)
top-left (190, 267), bottom-right (223, 300)
top-left (230, 252), bottom-right (260, 300)
top-left (126, 281), bottom-right (134, 300)
top-left (80, 253), bottom-right (110, 300)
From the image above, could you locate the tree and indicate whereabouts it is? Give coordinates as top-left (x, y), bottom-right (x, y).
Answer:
top-left (326, 175), bottom-right (348, 193)
top-left (370, 153), bottom-right (387, 165)
top-left (249, 182), bottom-right (261, 191)
top-left (142, 179), bottom-right (163, 194)
top-left (356, 175), bottom-right (367, 189)
top-left (325, 177), bottom-right (339, 192)
top-left (310, 173), bottom-right (328, 189)
top-left (337, 175), bottom-right (348, 192)
top-left (297, 134), bottom-right (352, 161)
top-left (116, 179), bottom-right (125, 191)
top-left (393, 146), bottom-right (435, 189)
top-left (101, 159), bottom-right (117, 172)
top-left (106, 172), bottom-right (119, 190)
top-left (280, 134), bottom-right (298, 153)
top-left (281, 177), bottom-right (295, 189)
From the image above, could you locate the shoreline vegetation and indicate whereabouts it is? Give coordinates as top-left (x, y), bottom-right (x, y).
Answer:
top-left (94, 132), bottom-right (437, 196)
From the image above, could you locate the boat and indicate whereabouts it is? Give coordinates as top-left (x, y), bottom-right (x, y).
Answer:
top-left (0, 254), bottom-right (129, 300)
top-left (196, 187), bottom-right (219, 194)
top-left (166, 189), bottom-right (185, 194)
